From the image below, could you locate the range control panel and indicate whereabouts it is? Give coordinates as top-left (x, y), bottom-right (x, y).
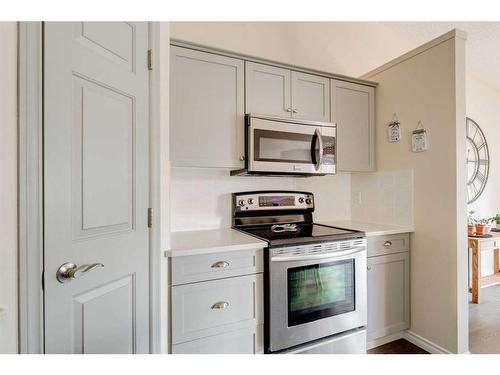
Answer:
top-left (233, 192), bottom-right (314, 212)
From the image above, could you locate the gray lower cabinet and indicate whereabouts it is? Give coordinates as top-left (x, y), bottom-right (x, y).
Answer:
top-left (367, 234), bottom-right (410, 343)
top-left (172, 325), bottom-right (263, 354)
top-left (170, 249), bottom-right (264, 354)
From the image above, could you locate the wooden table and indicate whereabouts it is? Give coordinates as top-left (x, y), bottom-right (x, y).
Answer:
top-left (469, 232), bottom-right (500, 304)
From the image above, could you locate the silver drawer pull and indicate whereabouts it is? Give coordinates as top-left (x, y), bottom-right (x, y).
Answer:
top-left (384, 241), bottom-right (393, 247)
top-left (211, 261), bottom-right (229, 268)
top-left (211, 301), bottom-right (229, 310)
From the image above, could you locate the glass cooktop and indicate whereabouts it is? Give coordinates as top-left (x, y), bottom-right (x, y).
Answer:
top-left (238, 223), bottom-right (364, 246)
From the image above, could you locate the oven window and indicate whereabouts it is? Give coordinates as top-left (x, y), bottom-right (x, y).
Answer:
top-left (287, 259), bottom-right (355, 327)
top-left (254, 129), bottom-right (313, 164)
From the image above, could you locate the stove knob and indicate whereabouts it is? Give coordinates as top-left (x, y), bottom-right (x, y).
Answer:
top-left (305, 198), bottom-right (312, 205)
top-left (298, 197), bottom-right (305, 203)
top-left (238, 199), bottom-right (245, 206)
top-left (248, 198), bottom-right (254, 205)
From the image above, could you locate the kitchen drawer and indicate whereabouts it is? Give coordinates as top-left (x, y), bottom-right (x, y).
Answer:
top-left (171, 248), bottom-right (263, 285)
top-left (367, 233), bottom-right (409, 257)
top-left (171, 325), bottom-right (264, 354)
top-left (171, 274), bottom-right (263, 344)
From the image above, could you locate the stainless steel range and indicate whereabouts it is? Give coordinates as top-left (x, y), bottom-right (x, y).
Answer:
top-left (232, 191), bottom-right (367, 354)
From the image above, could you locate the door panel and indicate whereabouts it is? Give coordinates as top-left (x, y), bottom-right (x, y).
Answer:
top-left (73, 275), bottom-right (135, 354)
top-left (331, 80), bottom-right (375, 172)
top-left (75, 22), bottom-right (135, 71)
top-left (291, 71), bottom-right (330, 122)
top-left (245, 62), bottom-right (291, 117)
top-left (73, 75), bottom-right (135, 237)
top-left (44, 22), bottom-right (149, 353)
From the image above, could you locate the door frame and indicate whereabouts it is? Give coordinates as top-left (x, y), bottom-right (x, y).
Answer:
top-left (18, 21), bottom-right (163, 354)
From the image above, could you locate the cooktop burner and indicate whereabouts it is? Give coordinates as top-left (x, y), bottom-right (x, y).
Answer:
top-left (238, 223), bottom-right (363, 247)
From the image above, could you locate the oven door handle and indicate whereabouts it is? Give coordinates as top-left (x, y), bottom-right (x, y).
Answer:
top-left (271, 246), bottom-right (366, 262)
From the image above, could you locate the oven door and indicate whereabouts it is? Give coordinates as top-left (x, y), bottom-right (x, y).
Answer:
top-left (248, 115), bottom-right (336, 175)
top-left (268, 244), bottom-right (367, 352)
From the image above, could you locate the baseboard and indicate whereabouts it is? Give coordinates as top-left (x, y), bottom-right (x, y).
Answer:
top-left (403, 330), bottom-right (452, 354)
top-left (367, 332), bottom-right (405, 350)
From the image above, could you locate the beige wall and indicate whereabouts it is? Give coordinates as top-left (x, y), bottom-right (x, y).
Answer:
top-left (364, 31), bottom-right (468, 353)
top-left (0, 22), bottom-right (18, 354)
top-left (170, 22), bottom-right (415, 78)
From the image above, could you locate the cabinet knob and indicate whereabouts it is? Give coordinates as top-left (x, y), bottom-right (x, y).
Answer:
top-left (211, 301), bottom-right (229, 310)
top-left (211, 261), bottom-right (229, 268)
top-left (239, 156), bottom-right (245, 161)
top-left (286, 108), bottom-right (292, 113)
top-left (367, 266), bottom-right (371, 271)
top-left (384, 241), bottom-right (393, 248)
top-left (292, 109), bottom-right (298, 113)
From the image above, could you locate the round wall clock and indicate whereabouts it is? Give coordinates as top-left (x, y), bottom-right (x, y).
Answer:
top-left (466, 117), bottom-right (489, 204)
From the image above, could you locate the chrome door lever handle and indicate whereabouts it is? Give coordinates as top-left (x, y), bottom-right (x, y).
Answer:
top-left (56, 262), bottom-right (104, 283)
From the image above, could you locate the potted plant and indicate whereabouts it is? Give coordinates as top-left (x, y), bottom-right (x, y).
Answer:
top-left (468, 210), bottom-right (477, 236)
top-left (476, 218), bottom-right (493, 235)
top-left (493, 214), bottom-right (500, 230)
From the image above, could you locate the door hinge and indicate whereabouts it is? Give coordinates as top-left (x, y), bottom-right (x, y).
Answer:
top-left (147, 49), bottom-right (153, 71)
top-left (41, 271), bottom-right (45, 291)
top-left (148, 207), bottom-right (153, 228)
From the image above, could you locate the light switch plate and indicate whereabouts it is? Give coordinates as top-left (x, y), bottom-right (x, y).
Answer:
top-left (352, 191), bottom-right (362, 205)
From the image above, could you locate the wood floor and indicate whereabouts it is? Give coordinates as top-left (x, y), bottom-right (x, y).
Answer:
top-left (368, 339), bottom-right (429, 354)
top-left (470, 284), bottom-right (500, 353)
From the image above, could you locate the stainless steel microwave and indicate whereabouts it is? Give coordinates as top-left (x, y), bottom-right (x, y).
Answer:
top-left (231, 114), bottom-right (336, 176)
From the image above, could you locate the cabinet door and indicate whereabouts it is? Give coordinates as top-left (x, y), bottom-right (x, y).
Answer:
top-left (331, 80), bottom-right (375, 172)
top-left (171, 325), bottom-right (263, 354)
top-left (170, 46), bottom-right (245, 168)
top-left (367, 252), bottom-right (410, 342)
top-left (245, 62), bottom-right (291, 117)
top-left (291, 71), bottom-right (330, 122)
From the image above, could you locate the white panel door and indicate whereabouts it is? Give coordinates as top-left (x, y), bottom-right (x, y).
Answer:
top-left (44, 22), bottom-right (149, 353)
top-left (367, 252), bottom-right (410, 341)
top-left (245, 62), bottom-right (291, 118)
top-left (331, 79), bottom-right (375, 172)
top-left (170, 46), bottom-right (245, 168)
top-left (291, 71), bottom-right (330, 122)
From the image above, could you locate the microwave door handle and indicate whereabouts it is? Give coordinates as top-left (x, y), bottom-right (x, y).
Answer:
top-left (310, 128), bottom-right (324, 171)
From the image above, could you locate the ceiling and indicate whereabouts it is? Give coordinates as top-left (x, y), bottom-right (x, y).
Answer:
top-left (380, 22), bottom-right (500, 92)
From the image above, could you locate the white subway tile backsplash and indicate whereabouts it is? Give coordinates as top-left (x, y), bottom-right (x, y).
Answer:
top-left (170, 168), bottom-right (352, 231)
top-left (170, 167), bottom-right (413, 232)
top-left (351, 169), bottom-right (414, 226)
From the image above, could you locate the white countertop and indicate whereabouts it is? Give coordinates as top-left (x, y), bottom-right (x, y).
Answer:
top-left (168, 228), bottom-right (267, 257)
top-left (319, 220), bottom-right (414, 237)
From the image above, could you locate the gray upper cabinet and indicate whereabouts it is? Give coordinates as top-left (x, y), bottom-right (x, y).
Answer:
top-left (170, 46), bottom-right (245, 168)
top-left (246, 62), bottom-right (330, 122)
top-left (291, 71), bottom-right (330, 122)
top-left (331, 79), bottom-right (375, 172)
top-left (245, 62), bottom-right (291, 118)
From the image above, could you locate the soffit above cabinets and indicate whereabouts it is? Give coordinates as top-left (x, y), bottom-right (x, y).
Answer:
top-left (170, 39), bottom-right (378, 88)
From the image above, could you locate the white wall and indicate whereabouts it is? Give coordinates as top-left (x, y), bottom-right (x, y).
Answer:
top-left (363, 30), bottom-right (468, 353)
top-left (466, 75), bottom-right (500, 219)
top-left (466, 76), bottom-right (500, 277)
top-left (0, 22), bottom-right (18, 354)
